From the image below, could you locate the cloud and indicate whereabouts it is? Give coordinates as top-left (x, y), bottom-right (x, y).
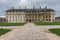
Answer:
top-left (0, 0), bottom-right (60, 17)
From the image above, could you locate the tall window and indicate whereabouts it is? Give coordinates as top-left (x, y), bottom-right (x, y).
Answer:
top-left (52, 19), bottom-right (54, 21)
top-left (38, 19), bottom-right (40, 21)
top-left (46, 19), bottom-right (48, 21)
top-left (43, 19), bottom-right (45, 21)
top-left (16, 20), bottom-right (17, 22)
top-left (7, 16), bottom-right (8, 18)
top-left (46, 16), bottom-right (48, 18)
top-left (10, 16), bottom-right (11, 19)
top-left (49, 19), bottom-right (51, 21)
top-left (49, 15), bottom-right (51, 18)
top-left (13, 16), bottom-right (14, 22)
top-left (1, 19), bottom-right (2, 22)
top-left (16, 16), bottom-right (17, 22)
top-left (10, 20), bottom-right (11, 22)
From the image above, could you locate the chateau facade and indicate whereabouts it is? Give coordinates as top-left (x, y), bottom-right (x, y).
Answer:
top-left (0, 17), bottom-right (6, 22)
top-left (5, 7), bottom-right (55, 22)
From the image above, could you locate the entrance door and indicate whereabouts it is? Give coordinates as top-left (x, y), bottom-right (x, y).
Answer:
top-left (29, 20), bottom-right (31, 22)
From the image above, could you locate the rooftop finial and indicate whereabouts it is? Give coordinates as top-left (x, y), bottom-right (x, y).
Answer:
top-left (39, 6), bottom-right (41, 9)
top-left (25, 6), bottom-right (27, 9)
top-left (11, 7), bottom-right (14, 9)
top-left (19, 6), bottom-right (20, 9)
top-left (33, 6), bottom-right (35, 9)
top-left (45, 6), bottom-right (47, 9)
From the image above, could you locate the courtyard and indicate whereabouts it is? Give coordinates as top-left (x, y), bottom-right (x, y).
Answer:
top-left (0, 23), bottom-right (60, 40)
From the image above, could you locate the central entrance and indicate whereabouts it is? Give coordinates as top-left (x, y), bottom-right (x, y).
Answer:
top-left (29, 19), bottom-right (32, 22)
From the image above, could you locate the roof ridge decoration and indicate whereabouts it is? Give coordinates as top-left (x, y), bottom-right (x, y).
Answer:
top-left (6, 7), bottom-right (55, 12)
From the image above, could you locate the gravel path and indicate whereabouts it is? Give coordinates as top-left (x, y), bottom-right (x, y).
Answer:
top-left (0, 23), bottom-right (60, 40)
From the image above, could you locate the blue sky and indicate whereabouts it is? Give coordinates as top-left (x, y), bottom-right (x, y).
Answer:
top-left (0, 0), bottom-right (60, 17)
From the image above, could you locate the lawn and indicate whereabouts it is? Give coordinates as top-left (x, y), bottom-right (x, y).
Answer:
top-left (34, 22), bottom-right (60, 25)
top-left (49, 28), bottom-right (60, 36)
top-left (0, 28), bottom-right (11, 36)
top-left (0, 22), bottom-right (26, 26)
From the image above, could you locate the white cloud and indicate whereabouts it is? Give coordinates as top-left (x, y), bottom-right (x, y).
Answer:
top-left (0, 0), bottom-right (60, 16)
top-left (0, 0), bottom-right (7, 3)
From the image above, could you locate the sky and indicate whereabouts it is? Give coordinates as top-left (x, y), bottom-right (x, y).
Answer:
top-left (0, 0), bottom-right (60, 17)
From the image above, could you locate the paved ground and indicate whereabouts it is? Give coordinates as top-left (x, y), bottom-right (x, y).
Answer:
top-left (0, 23), bottom-right (60, 40)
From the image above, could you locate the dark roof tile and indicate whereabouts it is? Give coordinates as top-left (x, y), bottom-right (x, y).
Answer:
top-left (6, 8), bottom-right (55, 12)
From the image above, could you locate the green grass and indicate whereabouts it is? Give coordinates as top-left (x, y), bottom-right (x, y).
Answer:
top-left (34, 22), bottom-right (60, 25)
top-left (0, 28), bottom-right (11, 36)
top-left (49, 28), bottom-right (60, 36)
top-left (0, 22), bottom-right (26, 26)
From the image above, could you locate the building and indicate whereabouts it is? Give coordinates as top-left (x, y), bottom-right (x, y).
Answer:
top-left (0, 17), bottom-right (6, 22)
top-left (5, 7), bottom-right (55, 23)
top-left (55, 17), bottom-right (60, 22)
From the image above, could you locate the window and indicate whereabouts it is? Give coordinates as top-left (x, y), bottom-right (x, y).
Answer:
top-left (49, 19), bottom-right (51, 21)
top-left (38, 19), bottom-right (40, 21)
top-left (13, 16), bottom-right (14, 18)
top-left (43, 16), bottom-right (44, 18)
top-left (6, 20), bottom-right (8, 22)
top-left (1, 19), bottom-right (2, 21)
top-left (46, 16), bottom-right (48, 18)
top-left (7, 16), bottom-right (8, 18)
top-left (16, 16), bottom-right (17, 19)
top-left (10, 20), bottom-right (11, 22)
top-left (13, 16), bottom-right (14, 22)
top-left (16, 20), bottom-right (17, 22)
top-left (13, 19), bottom-right (14, 22)
top-left (35, 19), bottom-right (37, 21)
top-left (10, 16), bottom-right (11, 18)
top-left (52, 19), bottom-right (54, 21)
top-left (4, 19), bottom-right (5, 22)
top-left (43, 19), bottom-right (44, 21)
top-left (49, 15), bottom-right (51, 18)
top-left (46, 19), bottom-right (48, 21)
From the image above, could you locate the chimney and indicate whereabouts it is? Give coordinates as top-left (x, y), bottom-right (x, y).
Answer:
top-left (11, 7), bottom-right (14, 9)
top-left (39, 6), bottom-right (41, 9)
top-left (19, 6), bottom-right (21, 9)
top-left (33, 6), bottom-right (35, 9)
top-left (45, 6), bottom-right (47, 9)
top-left (11, 7), bottom-right (14, 12)
top-left (25, 6), bottom-right (27, 9)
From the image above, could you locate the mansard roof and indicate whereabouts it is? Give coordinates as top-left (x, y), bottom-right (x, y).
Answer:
top-left (55, 17), bottom-right (60, 19)
top-left (6, 8), bottom-right (55, 12)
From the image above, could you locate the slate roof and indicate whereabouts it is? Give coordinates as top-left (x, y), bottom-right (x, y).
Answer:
top-left (55, 17), bottom-right (60, 19)
top-left (6, 8), bottom-right (55, 12)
